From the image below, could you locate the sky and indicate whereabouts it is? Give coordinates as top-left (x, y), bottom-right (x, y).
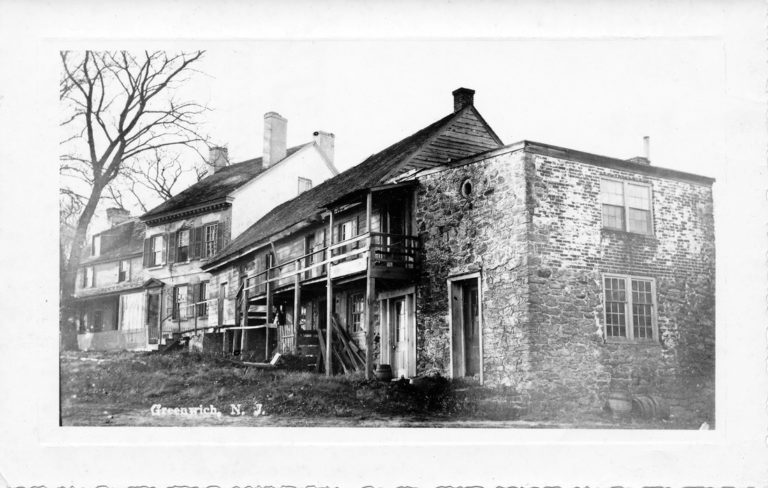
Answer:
top-left (79, 38), bottom-right (726, 232)
top-left (190, 39), bottom-right (724, 177)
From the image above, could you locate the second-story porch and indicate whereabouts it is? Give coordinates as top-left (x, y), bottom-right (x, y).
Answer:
top-left (228, 184), bottom-right (422, 376)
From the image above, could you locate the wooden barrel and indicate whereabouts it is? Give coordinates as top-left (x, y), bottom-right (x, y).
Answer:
top-left (375, 364), bottom-right (393, 382)
top-left (631, 394), bottom-right (670, 420)
top-left (606, 391), bottom-right (632, 417)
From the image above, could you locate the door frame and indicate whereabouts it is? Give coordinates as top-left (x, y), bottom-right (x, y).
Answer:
top-left (447, 272), bottom-right (484, 384)
top-left (378, 286), bottom-right (416, 378)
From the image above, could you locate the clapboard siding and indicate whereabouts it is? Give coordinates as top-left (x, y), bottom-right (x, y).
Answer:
top-left (394, 108), bottom-right (502, 176)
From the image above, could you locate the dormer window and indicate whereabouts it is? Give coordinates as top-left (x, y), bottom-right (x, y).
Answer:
top-left (600, 179), bottom-right (653, 235)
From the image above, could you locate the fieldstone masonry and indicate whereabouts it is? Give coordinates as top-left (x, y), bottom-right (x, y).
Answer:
top-left (415, 146), bottom-right (715, 419)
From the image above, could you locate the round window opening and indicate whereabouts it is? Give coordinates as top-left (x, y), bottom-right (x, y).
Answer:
top-left (460, 179), bottom-right (473, 197)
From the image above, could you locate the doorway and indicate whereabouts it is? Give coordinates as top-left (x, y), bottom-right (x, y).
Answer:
top-left (146, 292), bottom-right (160, 344)
top-left (449, 275), bottom-right (482, 381)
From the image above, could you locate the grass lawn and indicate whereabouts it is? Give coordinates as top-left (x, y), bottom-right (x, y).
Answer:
top-left (59, 350), bottom-right (700, 428)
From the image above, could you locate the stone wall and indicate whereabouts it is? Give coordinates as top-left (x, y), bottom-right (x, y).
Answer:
top-left (524, 151), bottom-right (715, 418)
top-left (415, 146), bottom-right (715, 421)
top-left (415, 151), bottom-right (532, 387)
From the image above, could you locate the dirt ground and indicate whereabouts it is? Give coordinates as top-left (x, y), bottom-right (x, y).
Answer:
top-left (59, 350), bottom-right (700, 429)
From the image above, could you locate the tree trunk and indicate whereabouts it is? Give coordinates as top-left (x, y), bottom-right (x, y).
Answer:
top-left (60, 182), bottom-right (104, 350)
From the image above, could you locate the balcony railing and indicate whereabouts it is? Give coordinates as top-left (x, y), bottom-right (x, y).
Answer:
top-left (236, 232), bottom-right (420, 303)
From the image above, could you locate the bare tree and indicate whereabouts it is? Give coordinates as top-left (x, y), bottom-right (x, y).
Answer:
top-left (59, 50), bottom-right (208, 317)
top-left (105, 147), bottom-right (208, 212)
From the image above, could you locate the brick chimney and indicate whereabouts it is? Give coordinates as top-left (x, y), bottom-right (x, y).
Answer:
top-left (106, 207), bottom-right (131, 227)
top-left (452, 87), bottom-right (475, 112)
top-left (263, 112), bottom-right (287, 168)
top-left (209, 146), bottom-right (229, 173)
top-left (313, 131), bottom-right (335, 163)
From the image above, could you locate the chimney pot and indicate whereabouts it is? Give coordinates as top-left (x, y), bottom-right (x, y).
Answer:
top-left (643, 136), bottom-right (651, 161)
top-left (313, 131), bottom-right (335, 164)
top-left (209, 146), bottom-right (229, 173)
top-left (452, 87), bottom-right (475, 112)
top-left (263, 112), bottom-right (288, 168)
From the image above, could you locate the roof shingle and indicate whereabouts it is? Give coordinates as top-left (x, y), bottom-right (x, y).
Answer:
top-left (140, 144), bottom-right (309, 222)
top-left (204, 108), bottom-right (483, 269)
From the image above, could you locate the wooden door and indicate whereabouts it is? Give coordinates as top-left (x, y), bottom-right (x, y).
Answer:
top-left (463, 282), bottom-right (480, 377)
top-left (146, 292), bottom-right (160, 344)
top-left (451, 277), bottom-right (481, 378)
top-left (392, 298), bottom-right (408, 378)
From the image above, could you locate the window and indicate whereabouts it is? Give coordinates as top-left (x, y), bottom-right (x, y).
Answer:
top-left (197, 281), bottom-right (208, 317)
top-left (460, 178), bottom-right (473, 197)
top-left (83, 267), bottom-right (94, 288)
top-left (204, 224), bottom-right (218, 257)
top-left (349, 293), bottom-right (365, 332)
top-left (81, 268), bottom-right (89, 288)
top-left (92, 235), bottom-right (101, 257)
top-left (148, 235), bottom-right (165, 266)
top-left (177, 229), bottom-right (190, 262)
top-left (118, 260), bottom-right (129, 282)
top-left (172, 285), bottom-right (188, 320)
top-left (298, 177), bottom-right (313, 194)
top-left (603, 275), bottom-right (656, 341)
top-left (600, 179), bottom-right (653, 235)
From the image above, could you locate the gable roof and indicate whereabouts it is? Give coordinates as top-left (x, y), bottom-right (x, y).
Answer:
top-left (140, 143), bottom-right (310, 223)
top-left (81, 218), bottom-right (145, 265)
top-left (204, 105), bottom-right (502, 270)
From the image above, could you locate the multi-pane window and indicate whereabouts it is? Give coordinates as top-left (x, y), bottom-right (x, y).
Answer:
top-left (298, 177), bottom-right (313, 195)
top-left (204, 224), bottom-right (218, 257)
top-left (197, 282), bottom-right (208, 317)
top-left (349, 293), bottom-right (365, 332)
top-left (150, 235), bottom-right (165, 266)
top-left (177, 229), bottom-right (190, 262)
top-left (600, 179), bottom-right (653, 235)
top-left (118, 260), bottom-right (129, 282)
top-left (81, 267), bottom-right (89, 288)
top-left (173, 285), bottom-right (188, 320)
top-left (603, 275), bottom-right (656, 341)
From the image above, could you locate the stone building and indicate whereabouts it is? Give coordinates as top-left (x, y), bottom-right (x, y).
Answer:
top-left (199, 87), bottom-right (715, 417)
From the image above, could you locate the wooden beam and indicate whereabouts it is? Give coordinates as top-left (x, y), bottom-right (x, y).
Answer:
top-left (265, 259), bottom-right (272, 361)
top-left (293, 263), bottom-right (301, 353)
top-left (325, 210), bottom-right (334, 377)
top-left (240, 285), bottom-right (248, 353)
top-left (364, 191), bottom-right (374, 380)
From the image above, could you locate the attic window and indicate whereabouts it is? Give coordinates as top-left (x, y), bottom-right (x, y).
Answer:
top-left (460, 178), bottom-right (473, 197)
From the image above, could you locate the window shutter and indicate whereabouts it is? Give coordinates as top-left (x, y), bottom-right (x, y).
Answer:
top-left (168, 232), bottom-right (177, 264)
top-left (161, 233), bottom-right (168, 265)
top-left (214, 223), bottom-right (223, 256)
top-left (217, 219), bottom-right (228, 250)
top-left (191, 227), bottom-right (203, 259)
top-left (143, 239), bottom-right (151, 267)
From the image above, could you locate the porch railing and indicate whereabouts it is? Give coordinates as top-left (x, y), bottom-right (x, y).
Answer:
top-left (235, 231), bottom-right (420, 303)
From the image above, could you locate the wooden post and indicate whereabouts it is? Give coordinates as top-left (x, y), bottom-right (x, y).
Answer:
top-left (265, 265), bottom-right (272, 361)
top-left (325, 210), bottom-right (334, 376)
top-left (240, 283), bottom-right (248, 354)
top-left (364, 192), bottom-right (374, 379)
top-left (293, 262), bottom-right (301, 353)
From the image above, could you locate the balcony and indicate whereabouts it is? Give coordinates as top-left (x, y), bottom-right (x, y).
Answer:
top-left (240, 231), bottom-right (420, 300)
